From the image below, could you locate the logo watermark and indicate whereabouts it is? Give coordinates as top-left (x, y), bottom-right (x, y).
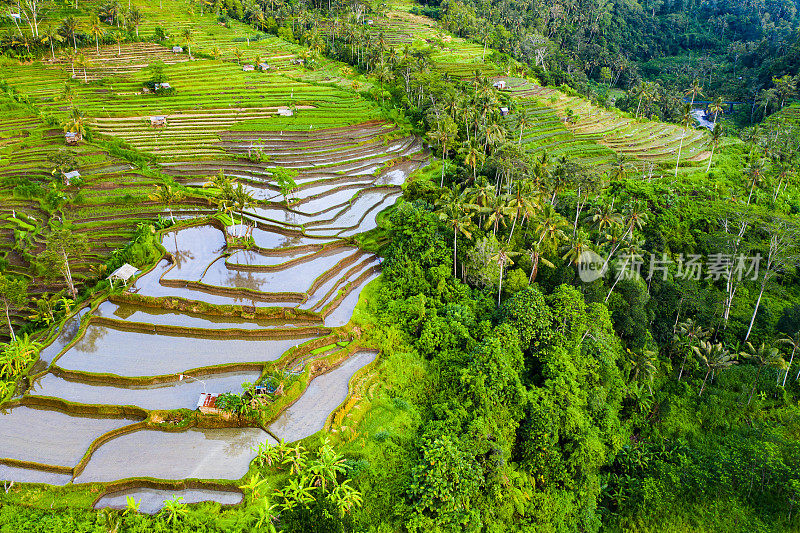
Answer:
top-left (577, 252), bottom-right (761, 282)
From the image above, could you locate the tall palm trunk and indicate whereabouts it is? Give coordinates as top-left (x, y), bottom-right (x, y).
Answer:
top-left (4, 305), bottom-right (15, 342)
top-left (782, 346), bottom-right (795, 387)
top-left (674, 130), bottom-right (685, 177)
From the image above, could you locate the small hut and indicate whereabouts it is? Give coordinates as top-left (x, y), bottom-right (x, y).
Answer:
top-left (150, 115), bottom-right (167, 128)
top-left (242, 64), bottom-right (255, 71)
top-left (107, 263), bottom-right (138, 287)
top-left (62, 170), bottom-right (80, 186)
top-left (154, 82), bottom-right (172, 91)
top-left (500, 107), bottom-right (509, 116)
top-left (290, 58), bottom-right (304, 65)
top-left (172, 46), bottom-right (183, 53)
top-left (197, 393), bottom-right (224, 415)
top-left (493, 80), bottom-right (507, 90)
top-left (257, 63), bottom-right (271, 71)
top-left (277, 108), bottom-right (293, 117)
top-left (64, 131), bottom-right (81, 145)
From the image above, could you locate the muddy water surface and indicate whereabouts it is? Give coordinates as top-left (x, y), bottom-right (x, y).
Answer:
top-left (95, 487), bottom-right (243, 514)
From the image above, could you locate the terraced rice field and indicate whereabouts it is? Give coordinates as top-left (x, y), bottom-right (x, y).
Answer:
top-left (0, 5), bottom-right (426, 510)
top-left (504, 78), bottom-right (712, 174)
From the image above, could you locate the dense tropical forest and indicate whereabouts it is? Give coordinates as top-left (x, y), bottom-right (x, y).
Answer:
top-left (0, 0), bottom-right (798, 531)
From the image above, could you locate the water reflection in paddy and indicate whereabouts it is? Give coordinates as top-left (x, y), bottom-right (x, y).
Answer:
top-left (75, 427), bottom-right (271, 482)
top-left (268, 351), bottom-right (377, 442)
top-left (55, 325), bottom-right (311, 377)
top-left (0, 405), bottom-right (136, 467)
top-left (38, 308), bottom-right (91, 365)
top-left (0, 464), bottom-right (73, 485)
top-left (30, 370), bottom-right (262, 411)
top-left (95, 487), bottom-right (243, 514)
top-left (93, 301), bottom-right (319, 330)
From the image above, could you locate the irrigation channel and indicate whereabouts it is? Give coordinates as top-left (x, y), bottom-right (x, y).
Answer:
top-left (0, 121), bottom-right (427, 512)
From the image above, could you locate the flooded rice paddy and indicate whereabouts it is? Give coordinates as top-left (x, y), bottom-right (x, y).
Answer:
top-left (95, 487), bottom-right (243, 514)
top-left (269, 351), bottom-right (377, 442)
top-left (1, 121), bottom-right (425, 500)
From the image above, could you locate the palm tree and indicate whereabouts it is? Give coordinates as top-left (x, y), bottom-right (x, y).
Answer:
top-left (490, 242), bottom-right (520, 305)
top-left (89, 16), bottom-right (104, 55)
top-left (437, 187), bottom-right (475, 277)
top-left (61, 16), bottom-right (79, 52)
top-left (64, 107), bottom-right (88, 138)
top-left (126, 8), bottom-right (142, 38)
top-left (41, 24), bottom-right (63, 61)
top-left (777, 331), bottom-right (800, 387)
top-left (706, 124), bottom-right (722, 173)
top-left (506, 179), bottom-right (538, 243)
top-left (693, 341), bottom-right (736, 397)
top-left (427, 119), bottom-right (457, 187)
top-left (516, 107), bottom-right (530, 145)
top-left (626, 348), bottom-right (657, 394)
top-left (483, 194), bottom-right (513, 237)
top-left (708, 96), bottom-right (725, 125)
top-left (75, 54), bottom-right (91, 83)
top-left (233, 47), bottom-right (243, 64)
top-left (684, 78), bottom-right (704, 107)
top-left (739, 342), bottom-right (786, 406)
top-left (112, 31), bottom-right (124, 56)
top-left (181, 27), bottom-right (194, 59)
top-left (675, 318), bottom-right (708, 381)
top-left (674, 102), bottom-right (692, 177)
top-left (460, 141), bottom-right (485, 182)
top-left (149, 183), bottom-right (184, 223)
top-left (529, 204), bottom-right (567, 282)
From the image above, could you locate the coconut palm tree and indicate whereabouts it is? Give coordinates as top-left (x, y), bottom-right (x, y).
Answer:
top-left (148, 183), bottom-right (184, 223)
top-left (460, 141), bottom-right (485, 182)
top-left (41, 24), bottom-right (63, 61)
top-left (516, 107), bottom-right (530, 145)
top-left (674, 318), bottom-right (708, 381)
top-left (181, 27), bottom-right (194, 59)
top-left (708, 96), bottom-right (725, 125)
top-left (490, 242), bottom-right (520, 305)
top-left (437, 187), bottom-right (475, 277)
top-left (674, 102), bottom-right (692, 177)
top-left (684, 78), bottom-right (704, 107)
top-left (61, 15), bottom-right (79, 52)
top-left (777, 331), bottom-right (800, 387)
top-left (75, 54), bottom-right (91, 83)
top-left (693, 341), bottom-right (736, 397)
top-left (112, 31), bottom-right (124, 56)
top-left (64, 107), bottom-right (87, 138)
top-left (739, 342), bottom-right (786, 406)
top-left (705, 123), bottom-right (722, 173)
top-left (427, 119), bottom-right (457, 187)
top-left (89, 16), bottom-right (104, 55)
top-left (126, 7), bottom-right (142, 38)
top-left (529, 203), bottom-right (567, 282)
top-left (233, 47), bottom-right (243, 64)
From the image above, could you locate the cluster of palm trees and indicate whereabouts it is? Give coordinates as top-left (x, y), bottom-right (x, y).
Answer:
top-left (204, 171), bottom-right (256, 239)
top-left (241, 439), bottom-right (363, 528)
top-left (672, 318), bottom-right (797, 402)
top-left (431, 154), bottom-right (650, 305)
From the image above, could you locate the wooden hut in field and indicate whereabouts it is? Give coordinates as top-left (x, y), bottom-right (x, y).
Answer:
top-left (172, 46), bottom-right (183, 53)
top-left (107, 263), bottom-right (138, 287)
top-left (493, 80), bottom-right (507, 90)
top-left (500, 107), bottom-right (509, 116)
top-left (257, 63), bottom-right (271, 71)
top-left (277, 108), bottom-right (294, 117)
top-left (64, 131), bottom-right (81, 145)
top-left (150, 116), bottom-right (167, 128)
top-left (62, 170), bottom-right (80, 186)
top-left (242, 64), bottom-right (255, 71)
top-left (197, 393), bottom-right (224, 415)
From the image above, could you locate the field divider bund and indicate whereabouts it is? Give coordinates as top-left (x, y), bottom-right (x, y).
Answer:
top-left (89, 315), bottom-right (330, 339)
